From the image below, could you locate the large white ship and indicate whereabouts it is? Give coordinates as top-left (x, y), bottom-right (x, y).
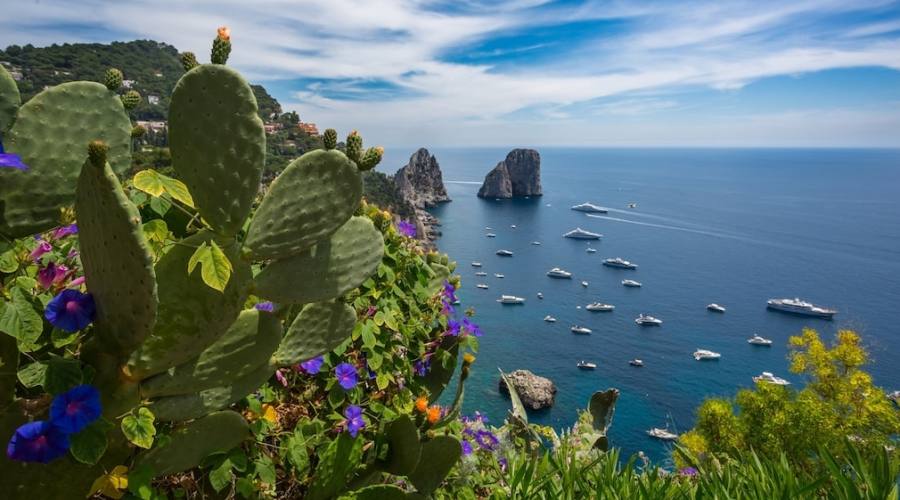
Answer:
top-left (571, 202), bottom-right (608, 213)
top-left (767, 298), bottom-right (836, 319)
top-left (563, 227), bottom-right (602, 240)
top-left (603, 257), bottom-right (637, 269)
top-left (546, 267), bottom-right (573, 279)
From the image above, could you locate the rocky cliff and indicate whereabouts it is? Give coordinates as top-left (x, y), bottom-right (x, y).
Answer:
top-left (478, 149), bottom-right (541, 198)
top-left (499, 369), bottom-right (556, 410)
top-left (392, 148), bottom-right (450, 245)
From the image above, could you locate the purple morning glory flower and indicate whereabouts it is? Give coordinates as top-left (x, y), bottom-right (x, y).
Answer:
top-left (414, 359), bottom-right (431, 377)
top-left (446, 319), bottom-right (461, 336)
top-left (45, 289), bottom-right (96, 332)
top-left (298, 355), bottom-right (324, 375)
top-left (461, 439), bottom-right (473, 455)
top-left (344, 405), bottom-right (366, 438)
top-left (67, 276), bottom-right (86, 288)
top-left (37, 263), bottom-right (69, 290)
top-left (52, 224), bottom-right (78, 239)
top-left (441, 280), bottom-right (457, 302)
top-left (49, 385), bottom-right (102, 434)
top-left (499, 457), bottom-right (508, 471)
top-left (475, 430), bottom-right (499, 451)
top-left (29, 240), bottom-right (52, 261)
top-left (441, 299), bottom-right (455, 316)
top-left (335, 363), bottom-right (358, 390)
top-left (255, 301), bottom-right (275, 312)
top-left (462, 317), bottom-right (483, 337)
top-left (396, 220), bottom-right (416, 238)
top-left (679, 467), bottom-right (699, 477)
top-left (0, 140), bottom-right (28, 171)
top-left (6, 421), bottom-right (70, 463)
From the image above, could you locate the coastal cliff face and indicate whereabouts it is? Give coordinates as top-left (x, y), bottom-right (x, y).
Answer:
top-left (395, 148), bottom-right (451, 208)
top-left (478, 148), bottom-right (542, 198)
top-left (499, 369), bottom-right (556, 410)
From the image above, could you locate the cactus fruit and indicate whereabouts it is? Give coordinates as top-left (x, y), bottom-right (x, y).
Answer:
top-left (180, 51), bottom-right (199, 71)
top-left (357, 146), bottom-right (384, 171)
top-left (0, 64), bottom-right (21, 133)
top-left (323, 128), bottom-right (338, 149)
top-left (136, 410), bottom-right (249, 476)
top-left (120, 90), bottom-right (141, 109)
top-left (345, 130), bottom-right (363, 163)
top-left (211, 26), bottom-right (232, 64)
top-left (103, 68), bottom-right (123, 90)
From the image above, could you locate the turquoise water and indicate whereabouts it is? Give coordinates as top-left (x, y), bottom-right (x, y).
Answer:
top-left (380, 147), bottom-right (900, 463)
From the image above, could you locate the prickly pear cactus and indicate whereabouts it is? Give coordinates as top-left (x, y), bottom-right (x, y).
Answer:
top-left (0, 64), bottom-right (20, 133)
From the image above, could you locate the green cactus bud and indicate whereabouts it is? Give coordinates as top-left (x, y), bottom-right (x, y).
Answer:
top-left (86, 140), bottom-right (108, 168)
top-left (131, 124), bottom-right (146, 138)
top-left (180, 51), bottom-right (199, 71)
top-left (323, 128), bottom-right (338, 150)
top-left (345, 130), bottom-right (363, 163)
top-left (211, 26), bottom-right (232, 65)
top-left (357, 146), bottom-right (383, 171)
top-left (121, 90), bottom-right (141, 110)
top-left (104, 68), bottom-right (123, 90)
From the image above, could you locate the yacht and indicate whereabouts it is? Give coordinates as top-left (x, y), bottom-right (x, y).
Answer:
top-left (603, 257), bottom-right (638, 269)
top-left (531, 241), bottom-right (541, 245)
top-left (628, 203), bottom-right (638, 209)
top-left (635, 314), bottom-right (662, 326)
top-left (586, 247), bottom-right (597, 254)
top-left (546, 268), bottom-right (573, 279)
top-left (888, 391), bottom-right (899, 404)
top-left (707, 303), bottom-right (726, 313)
top-left (485, 226), bottom-right (493, 230)
top-left (476, 284), bottom-right (489, 289)
top-left (486, 233), bottom-right (496, 238)
top-left (537, 292), bottom-right (544, 299)
top-left (747, 334), bottom-right (773, 346)
top-left (510, 224), bottom-right (517, 229)
top-left (571, 326), bottom-right (592, 335)
top-left (586, 302), bottom-right (615, 312)
top-left (622, 279), bottom-right (642, 288)
top-left (693, 349), bottom-right (721, 361)
top-left (581, 281), bottom-right (589, 287)
top-left (475, 271), bottom-right (487, 276)
top-left (563, 227), bottom-right (602, 240)
top-left (498, 295), bottom-right (525, 304)
top-left (544, 315), bottom-right (556, 322)
top-left (647, 428), bottom-right (678, 440)
top-left (494, 273), bottom-right (505, 278)
top-left (629, 359), bottom-right (644, 367)
top-left (571, 202), bottom-right (608, 214)
top-left (577, 361), bottom-right (598, 370)
top-left (767, 298), bottom-right (836, 319)
top-left (496, 249), bottom-right (514, 256)
top-left (753, 371), bottom-right (791, 386)
top-left (471, 262), bottom-right (482, 267)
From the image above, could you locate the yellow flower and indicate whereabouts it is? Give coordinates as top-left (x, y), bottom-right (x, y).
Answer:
top-left (262, 404), bottom-right (278, 424)
top-left (415, 396), bottom-right (428, 413)
top-left (217, 26), bottom-right (231, 41)
top-left (87, 465), bottom-right (129, 499)
top-left (463, 353), bottom-right (476, 365)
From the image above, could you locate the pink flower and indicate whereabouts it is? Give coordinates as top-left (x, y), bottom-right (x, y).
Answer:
top-left (37, 263), bottom-right (69, 289)
top-left (30, 241), bottom-right (52, 261)
top-left (67, 276), bottom-right (86, 288)
top-left (275, 369), bottom-right (289, 387)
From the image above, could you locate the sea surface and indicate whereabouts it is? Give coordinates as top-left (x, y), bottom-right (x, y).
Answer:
top-left (380, 147), bottom-right (900, 463)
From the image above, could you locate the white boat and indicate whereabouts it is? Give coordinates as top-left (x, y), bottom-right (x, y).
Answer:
top-left (647, 428), bottom-right (678, 440)
top-left (546, 268), bottom-right (573, 279)
top-left (581, 281), bottom-right (589, 287)
top-left (475, 271), bottom-right (487, 276)
top-left (586, 247), bottom-right (597, 254)
top-left (531, 241), bottom-right (541, 245)
top-left (498, 295), bottom-right (525, 304)
top-left (747, 334), bottom-right (773, 346)
top-left (707, 303), bottom-right (726, 313)
top-left (767, 298), bottom-right (836, 319)
top-left (603, 257), bottom-right (638, 269)
top-left (629, 359), bottom-right (644, 367)
top-left (586, 302), bottom-right (615, 312)
top-left (486, 233), bottom-right (496, 238)
top-left (577, 361), bottom-right (597, 370)
top-left (563, 227), bottom-right (602, 240)
top-left (628, 203), bottom-right (637, 209)
top-left (693, 349), bottom-right (721, 361)
top-left (510, 224), bottom-right (517, 229)
top-left (888, 391), bottom-right (899, 404)
top-left (571, 202), bottom-right (608, 214)
top-left (571, 326), bottom-right (592, 335)
top-left (494, 273), bottom-right (505, 278)
top-left (622, 279), bottom-right (642, 288)
top-left (476, 284), bottom-right (489, 289)
top-left (485, 226), bottom-right (493, 230)
top-left (753, 371), bottom-right (791, 385)
top-left (537, 292), bottom-right (544, 299)
top-left (496, 249), bottom-right (514, 256)
top-left (544, 315), bottom-right (556, 322)
top-left (472, 262), bottom-right (482, 267)
top-left (635, 314), bottom-right (661, 326)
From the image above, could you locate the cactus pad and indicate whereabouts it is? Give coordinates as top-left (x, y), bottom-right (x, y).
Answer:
top-left (76, 156), bottom-right (157, 356)
top-left (378, 415), bottom-right (421, 475)
top-left (1, 82), bottom-right (132, 237)
top-left (423, 337), bottom-right (459, 403)
top-left (136, 410), bottom-right (249, 476)
top-left (408, 436), bottom-right (461, 495)
top-left (344, 485), bottom-right (407, 499)
top-left (127, 230), bottom-right (251, 379)
top-left (255, 216), bottom-right (383, 304)
top-left (245, 149), bottom-right (362, 260)
top-left (141, 309), bottom-right (281, 398)
top-left (149, 362), bottom-right (273, 421)
top-left (0, 65), bottom-right (19, 132)
top-left (169, 64), bottom-right (265, 236)
top-left (271, 300), bottom-right (356, 367)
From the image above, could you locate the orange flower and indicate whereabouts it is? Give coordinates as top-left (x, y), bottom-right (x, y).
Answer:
top-left (415, 396), bottom-right (428, 413)
top-left (426, 405), bottom-right (441, 424)
top-left (217, 26), bottom-right (231, 41)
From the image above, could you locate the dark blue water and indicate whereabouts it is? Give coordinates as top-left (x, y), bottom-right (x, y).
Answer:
top-left (380, 147), bottom-right (900, 462)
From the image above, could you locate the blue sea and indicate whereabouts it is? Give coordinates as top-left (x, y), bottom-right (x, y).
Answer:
top-left (380, 147), bottom-right (900, 463)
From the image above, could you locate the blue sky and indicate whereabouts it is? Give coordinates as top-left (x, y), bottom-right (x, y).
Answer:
top-left (3, 0), bottom-right (900, 147)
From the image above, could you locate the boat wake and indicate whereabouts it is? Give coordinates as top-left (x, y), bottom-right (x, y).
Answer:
top-left (585, 214), bottom-right (747, 241)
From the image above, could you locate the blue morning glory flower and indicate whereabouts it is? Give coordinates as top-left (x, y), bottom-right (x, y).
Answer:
top-left (49, 384), bottom-right (102, 434)
top-left (255, 301), bottom-right (275, 312)
top-left (6, 421), bottom-right (70, 463)
top-left (475, 430), bottom-right (500, 451)
top-left (441, 280), bottom-right (457, 302)
top-left (298, 355), bottom-right (324, 375)
top-left (414, 359), bottom-right (431, 377)
top-left (45, 289), bottom-right (96, 332)
top-left (446, 319), bottom-right (461, 336)
top-left (441, 299), bottom-right (455, 316)
top-left (344, 405), bottom-right (366, 437)
top-left (462, 317), bottom-right (483, 337)
top-left (0, 139), bottom-right (28, 171)
top-left (335, 363), bottom-right (358, 390)
top-left (396, 220), bottom-right (416, 238)
top-left (461, 439), bottom-right (473, 455)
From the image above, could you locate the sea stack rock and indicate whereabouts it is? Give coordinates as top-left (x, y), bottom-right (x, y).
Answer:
top-left (498, 369), bottom-right (556, 410)
top-left (394, 148), bottom-right (450, 209)
top-left (478, 149), bottom-right (541, 198)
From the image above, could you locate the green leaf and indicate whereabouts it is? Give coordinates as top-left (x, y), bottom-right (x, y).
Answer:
top-left (235, 477), bottom-right (256, 498)
top-left (360, 323), bottom-right (376, 349)
top-left (188, 240), bottom-right (232, 292)
top-left (44, 356), bottom-right (83, 394)
top-left (254, 455), bottom-right (276, 486)
top-left (0, 248), bottom-right (18, 273)
top-left (284, 430), bottom-right (310, 473)
top-left (208, 458), bottom-right (234, 492)
top-left (149, 195), bottom-right (171, 216)
top-left (16, 361), bottom-right (47, 388)
top-left (51, 327), bottom-right (80, 348)
top-left (70, 418), bottom-right (112, 465)
top-left (142, 219), bottom-right (169, 244)
top-left (127, 464), bottom-right (156, 500)
top-left (134, 169), bottom-right (195, 208)
top-left (0, 287), bottom-right (43, 343)
top-left (122, 407), bottom-right (157, 449)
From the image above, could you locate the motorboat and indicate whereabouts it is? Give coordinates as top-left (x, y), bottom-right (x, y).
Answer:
top-left (494, 273), bottom-right (505, 278)
top-left (629, 359), bottom-right (644, 367)
top-left (571, 326), bottom-right (592, 335)
top-left (571, 202), bottom-right (608, 214)
top-left (537, 292), bottom-right (544, 299)
top-left (498, 295), bottom-right (525, 304)
top-left (485, 226), bottom-right (493, 230)
top-left (586, 247), bottom-right (597, 254)
top-left (577, 361), bottom-right (598, 370)
top-left (646, 428), bottom-right (678, 440)
top-left (889, 391), bottom-right (899, 404)
top-left (476, 284), bottom-right (489, 289)
top-left (546, 268), bottom-right (572, 279)
top-left (693, 349), bottom-right (721, 361)
top-left (767, 298), bottom-right (836, 319)
top-left (532, 241), bottom-right (541, 245)
top-left (496, 249), bottom-right (514, 256)
top-left (622, 279), bottom-right (642, 288)
top-left (747, 334), bottom-right (773, 346)
top-left (563, 227), bottom-right (602, 240)
top-left (628, 203), bottom-right (637, 209)
top-left (603, 257), bottom-right (638, 269)
top-left (581, 281), bottom-right (589, 287)
top-left (635, 314), bottom-right (661, 326)
top-left (471, 262), bottom-right (482, 267)
top-left (707, 303), bottom-right (726, 313)
top-left (510, 224), bottom-right (517, 229)
top-left (753, 371), bottom-right (791, 385)
top-left (586, 302), bottom-right (615, 312)
top-left (486, 233), bottom-right (496, 238)
top-left (475, 271), bottom-right (487, 276)
top-left (544, 315), bottom-right (556, 322)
